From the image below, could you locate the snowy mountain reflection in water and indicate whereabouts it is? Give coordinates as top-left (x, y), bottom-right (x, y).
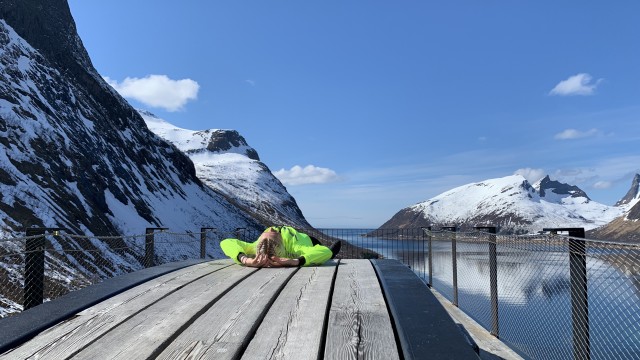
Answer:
top-left (335, 230), bottom-right (640, 360)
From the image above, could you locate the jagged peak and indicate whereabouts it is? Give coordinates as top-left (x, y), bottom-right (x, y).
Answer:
top-left (533, 175), bottom-right (590, 201)
top-left (615, 173), bottom-right (640, 207)
top-left (532, 175), bottom-right (550, 191)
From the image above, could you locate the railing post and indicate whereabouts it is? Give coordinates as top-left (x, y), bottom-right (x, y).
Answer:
top-left (421, 226), bottom-right (432, 287)
top-left (235, 228), bottom-right (246, 240)
top-left (442, 226), bottom-right (458, 306)
top-left (544, 227), bottom-right (589, 360)
top-left (24, 228), bottom-right (45, 310)
top-left (144, 228), bottom-right (167, 268)
top-left (200, 227), bottom-right (216, 259)
top-left (24, 228), bottom-right (60, 310)
top-left (476, 226), bottom-right (499, 338)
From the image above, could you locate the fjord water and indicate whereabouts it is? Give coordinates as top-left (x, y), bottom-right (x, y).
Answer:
top-left (332, 230), bottom-right (640, 360)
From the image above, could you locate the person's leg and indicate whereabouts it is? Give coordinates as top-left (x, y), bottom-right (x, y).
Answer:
top-left (309, 236), bottom-right (322, 246)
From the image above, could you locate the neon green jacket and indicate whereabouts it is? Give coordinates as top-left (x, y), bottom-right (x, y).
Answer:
top-left (220, 226), bottom-right (332, 267)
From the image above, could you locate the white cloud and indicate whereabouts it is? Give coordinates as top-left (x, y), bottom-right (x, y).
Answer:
top-left (554, 128), bottom-right (599, 140)
top-left (514, 168), bottom-right (546, 184)
top-left (104, 75), bottom-right (199, 112)
top-left (549, 73), bottom-right (602, 96)
top-left (245, 79), bottom-right (256, 86)
top-left (274, 165), bottom-right (340, 186)
top-left (593, 181), bottom-right (612, 189)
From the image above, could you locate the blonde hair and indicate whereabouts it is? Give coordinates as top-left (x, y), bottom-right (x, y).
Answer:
top-left (256, 229), bottom-right (285, 257)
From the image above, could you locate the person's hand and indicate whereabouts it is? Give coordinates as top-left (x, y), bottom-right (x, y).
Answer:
top-left (240, 254), bottom-right (301, 268)
top-left (268, 256), bottom-right (300, 267)
top-left (242, 254), bottom-right (270, 267)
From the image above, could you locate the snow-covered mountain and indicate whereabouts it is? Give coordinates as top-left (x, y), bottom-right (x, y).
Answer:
top-left (0, 1), bottom-right (264, 237)
top-left (140, 111), bottom-right (311, 229)
top-left (380, 174), bottom-right (625, 234)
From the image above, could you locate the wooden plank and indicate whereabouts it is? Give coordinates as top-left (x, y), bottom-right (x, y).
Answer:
top-left (241, 261), bottom-right (338, 360)
top-left (0, 259), bottom-right (214, 355)
top-left (69, 264), bottom-right (259, 360)
top-left (1, 260), bottom-right (233, 360)
top-left (324, 259), bottom-right (400, 360)
top-left (156, 267), bottom-right (298, 360)
top-left (371, 259), bottom-right (479, 360)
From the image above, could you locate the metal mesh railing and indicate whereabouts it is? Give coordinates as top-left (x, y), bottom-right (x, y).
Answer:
top-left (2, 227), bottom-right (639, 359)
top-left (0, 236), bottom-right (25, 318)
top-left (316, 228), bottom-right (640, 360)
top-left (0, 228), bottom-right (225, 318)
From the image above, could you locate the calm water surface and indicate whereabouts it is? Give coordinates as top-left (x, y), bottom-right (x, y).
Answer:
top-left (332, 230), bottom-right (640, 360)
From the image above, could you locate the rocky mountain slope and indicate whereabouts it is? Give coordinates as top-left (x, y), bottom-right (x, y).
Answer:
top-left (588, 174), bottom-right (640, 242)
top-left (0, 0), bottom-right (265, 237)
top-left (379, 174), bottom-right (625, 234)
top-left (140, 111), bottom-right (311, 229)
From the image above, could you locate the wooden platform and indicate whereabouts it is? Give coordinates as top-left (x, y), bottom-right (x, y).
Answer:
top-left (0, 259), bottom-right (479, 359)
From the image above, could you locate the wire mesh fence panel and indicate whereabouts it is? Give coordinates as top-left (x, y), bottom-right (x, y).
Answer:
top-left (586, 241), bottom-right (640, 359)
top-left (0, 237), bottom-right (26, 317)
top-left (430, 231), bottom-right (455, 303)
top-left (42, 234), bottom-right (147, 302)
top-left (493, 235), bottom-right (574, 360)
top-left (454, 232), bottom-right (493, 332)
top-left (153, 232), bottom-right (200, 264)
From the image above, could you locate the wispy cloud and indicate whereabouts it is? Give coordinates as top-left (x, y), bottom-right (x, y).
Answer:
top-left (514, 168), bottom-right (546, 183)
top-left (593, 181), bottom-right (612, 189)
top-left (549, 73), bottom-right (602, 96)
top-left (274, 165), bottom-right (340, 186)
top-left (554, 128), bottom-right (600, 140)
top-left (245, 79), bottom-right (256, 87)
top-left (550, 156), bottom-right (640, 192)
top-left (104, 75), bottom-right (199, 112)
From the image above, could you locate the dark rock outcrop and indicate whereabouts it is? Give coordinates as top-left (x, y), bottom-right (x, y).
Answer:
top-left (615, 174), bottom-right (640, 207)
top-left (537, 175), bottom-right (590, 200)
top-left (205, 130), bottom-right (260, 161)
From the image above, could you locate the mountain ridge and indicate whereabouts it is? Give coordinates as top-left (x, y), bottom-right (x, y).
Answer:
top-left (379, 174), bottom-right (625, 234)
top-left (140, 111), bottom-right (311, 229)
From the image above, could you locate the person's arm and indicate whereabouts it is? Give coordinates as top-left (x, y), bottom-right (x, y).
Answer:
top-left (220, 238), bottom-right (256, 265)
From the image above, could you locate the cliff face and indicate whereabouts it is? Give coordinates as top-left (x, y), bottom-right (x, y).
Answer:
top-left (587, 174), bottom-right (640, 242)
top-left (615, 174), bottom-right (640, 207)
top-left (0, 0), bottom-right (93, 67)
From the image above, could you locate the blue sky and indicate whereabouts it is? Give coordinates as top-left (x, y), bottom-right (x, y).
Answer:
top-left (68, 1), bottom-right (640, 228)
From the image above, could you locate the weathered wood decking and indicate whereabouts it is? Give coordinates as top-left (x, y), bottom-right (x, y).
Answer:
top-left (0, 259), bottom-right (479, 359)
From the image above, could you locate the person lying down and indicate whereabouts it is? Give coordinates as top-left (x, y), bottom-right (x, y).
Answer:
top-left (220, 226), bottom-right (341, 268)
